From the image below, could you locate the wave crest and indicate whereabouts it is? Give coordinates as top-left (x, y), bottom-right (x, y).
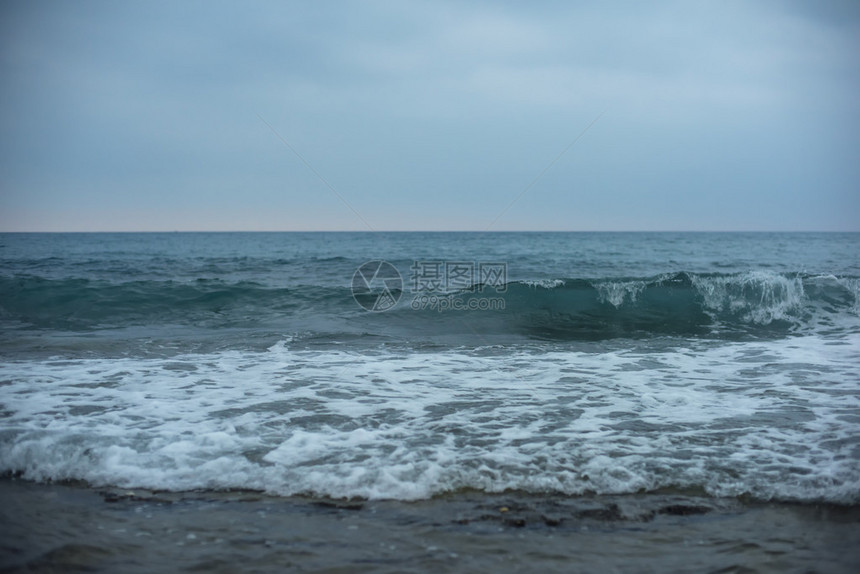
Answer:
top-left (1, 271), bottom-right (857, 340)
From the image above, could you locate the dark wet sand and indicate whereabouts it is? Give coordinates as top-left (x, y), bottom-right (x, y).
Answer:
top-left (1, 478), bottom-right (858, 573)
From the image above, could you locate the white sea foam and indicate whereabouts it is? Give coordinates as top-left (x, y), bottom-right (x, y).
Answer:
top-left (1, 334), bottom-right (859, 502)
top-left (594, 280), bottom-right (647, 307)
top-left (834, 275), bottom-right (860, 315)
top-left (691, 271), bottom-right (806, 324)
top-left (519, 279), bottom-right (565, 289)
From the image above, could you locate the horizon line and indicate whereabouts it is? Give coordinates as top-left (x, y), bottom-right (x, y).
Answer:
top-left (1, 229), bottom-right (858, 234)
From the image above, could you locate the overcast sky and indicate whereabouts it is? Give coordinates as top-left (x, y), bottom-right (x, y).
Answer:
top-left (1, 0), bottom-right (858, 231)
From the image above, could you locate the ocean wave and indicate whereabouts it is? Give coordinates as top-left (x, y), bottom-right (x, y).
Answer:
top-left (1, 271), bottom-right (857, 340)
top-left (466, 271), bottom-right (858, 339)
top-left (0, 276), bottom-right (349, 330)
top-left (1, 335), bottom-right (858, 503)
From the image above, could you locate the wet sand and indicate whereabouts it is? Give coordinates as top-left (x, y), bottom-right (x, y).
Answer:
top-left (1, 478), bottom-right (858, 573)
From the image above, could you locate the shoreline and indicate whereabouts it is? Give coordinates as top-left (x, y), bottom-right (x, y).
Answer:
top-left (2, 478), bottom-right (859, 573)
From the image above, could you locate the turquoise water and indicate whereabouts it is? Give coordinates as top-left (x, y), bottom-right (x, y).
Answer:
top-left (1, 232), bottom-right (859, 502)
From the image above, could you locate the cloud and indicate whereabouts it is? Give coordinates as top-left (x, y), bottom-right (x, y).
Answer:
top-left (0, 0), bottom-right (857, 231)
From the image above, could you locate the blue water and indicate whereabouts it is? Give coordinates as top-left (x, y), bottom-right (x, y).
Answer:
top-left (1, 232), bottom-right (859, 501)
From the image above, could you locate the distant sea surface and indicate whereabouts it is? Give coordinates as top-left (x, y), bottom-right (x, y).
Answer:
top-left (1, 231), bottom-right (859, 503)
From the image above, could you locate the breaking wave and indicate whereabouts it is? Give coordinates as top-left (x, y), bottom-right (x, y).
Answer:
top-left (1, 271), bottom-right (857, 340)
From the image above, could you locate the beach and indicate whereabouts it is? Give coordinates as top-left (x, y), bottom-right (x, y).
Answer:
top-left (3, 478), bottom-right (859, 573)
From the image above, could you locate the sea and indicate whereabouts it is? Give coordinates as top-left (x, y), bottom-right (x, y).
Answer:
top-left (1, 231), bottom-right (859, 572)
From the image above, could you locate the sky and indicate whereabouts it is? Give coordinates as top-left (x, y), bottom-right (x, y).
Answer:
top-left (1, 0), bottom-right (858, 232)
